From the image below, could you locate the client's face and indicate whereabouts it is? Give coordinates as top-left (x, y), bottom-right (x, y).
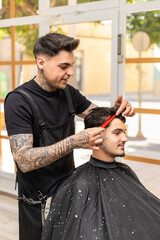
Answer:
top-left (101, 118), bottom-right (128, 158)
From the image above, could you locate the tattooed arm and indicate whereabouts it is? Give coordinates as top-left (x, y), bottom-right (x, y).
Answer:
top-left (9, 127), bottom-right (104, 173)
top-left (77, 103), bottom-right (97, 118)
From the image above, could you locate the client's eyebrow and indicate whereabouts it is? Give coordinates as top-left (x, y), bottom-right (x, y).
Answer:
top-left (112, 128), bottom-right (126, 133)
top-left (58, 63), bottom-right (70, 66)
top-left (58, 61), bottom-right (75, 67)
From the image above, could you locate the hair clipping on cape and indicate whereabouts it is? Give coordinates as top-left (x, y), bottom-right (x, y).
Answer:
top-left (101, 114), bottom-right (117, 128)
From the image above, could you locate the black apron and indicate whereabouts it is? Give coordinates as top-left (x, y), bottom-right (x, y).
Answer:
top-left (13, 86), bottom-right (76, 240)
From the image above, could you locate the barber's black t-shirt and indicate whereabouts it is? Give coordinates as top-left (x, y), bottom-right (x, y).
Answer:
top-left (5, 79), bottom-right (91, 136)
top-left (4, 78), bottom-right (91, 198)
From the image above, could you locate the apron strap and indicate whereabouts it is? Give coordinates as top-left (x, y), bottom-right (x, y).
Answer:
top-left (13, 89), bottom-right (44, 147)
top-left (15, 89), bottom-right (46, 129)
top-left (64, 85), bottom-right (75, 115)
top-left (14, 85), bottom-right (75, 142)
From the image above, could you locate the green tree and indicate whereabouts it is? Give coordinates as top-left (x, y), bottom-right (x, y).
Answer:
top-left (1, 0), bottom-right (38, 19)
top-left (77, 0), bottom-right (101, 2)
top-left (0, 0), bottom-right (101, 57)
top-left (127, 1), bottom-right (160, 47)
top-left (2, 0), bottom-right (160, 56)
top-left (50, 0), bottom-right (101, 5)
top-left (0, 0), bottom-right (39, 57)
top-left (51, 0), bottom-right (67, 7)
top-left (127, 11), bottom-right (160, 47)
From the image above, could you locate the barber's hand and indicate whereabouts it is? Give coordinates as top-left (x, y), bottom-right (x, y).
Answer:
top-left (75, 127), bottom-right (104, 151)
top-left (115, 95), bottom-right (135, 117)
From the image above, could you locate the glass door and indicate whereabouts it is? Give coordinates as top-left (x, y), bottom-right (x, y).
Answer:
top-left (124, 1), bottom-right (160, 166)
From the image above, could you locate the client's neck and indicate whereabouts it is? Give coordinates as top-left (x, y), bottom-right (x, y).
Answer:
top-left (92, 150), bottom-right (115, 162)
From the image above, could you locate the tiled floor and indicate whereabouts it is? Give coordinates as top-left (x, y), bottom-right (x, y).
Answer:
top-left (0, 194), bottom-right (18, 240)
top-left (0, 160), bottom-right (159, 240)
top-left (124, 159), bottom-right (160, 198)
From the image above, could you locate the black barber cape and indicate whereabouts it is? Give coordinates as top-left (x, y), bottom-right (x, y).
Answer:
top-left (41, 157), bottom-right (160, 240)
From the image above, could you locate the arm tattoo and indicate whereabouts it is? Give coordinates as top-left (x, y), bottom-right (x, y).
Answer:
top-left (74, 131), bottom-right (90, 147)
top-left (77, 103), bottom-right (97, 118)
top-left (10, 134), bottom-right (32, 153)
top-left (9, 132), bottom-right (90, 173)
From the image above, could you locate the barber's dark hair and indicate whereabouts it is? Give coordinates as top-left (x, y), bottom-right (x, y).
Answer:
top-left (33, 33), bottom-right (80, 58)
top-left (84, 107), bottom-right (126, 129)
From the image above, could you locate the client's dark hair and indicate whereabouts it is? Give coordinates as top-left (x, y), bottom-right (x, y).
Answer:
top-left (33, 33), bottom-right (80, 59)
top-left (84, 107), bottom-right (126, 129)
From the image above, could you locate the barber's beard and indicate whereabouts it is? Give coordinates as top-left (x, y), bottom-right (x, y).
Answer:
top-left (40, 69), bottom-right (48, 82)
top-left (39, 69), bottom-right (50, 82)
top-left (39, 69), bottom-right (55, 92)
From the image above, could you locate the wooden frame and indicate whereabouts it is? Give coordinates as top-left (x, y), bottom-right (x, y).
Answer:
top-left (0, 0), bottom-right (36, 167)
top-left (125, 56), bottom-right (160, 165)
top-left (124, 155), bottom-right (160, 165)
top-left (126, 58), bottom-right (160, 64)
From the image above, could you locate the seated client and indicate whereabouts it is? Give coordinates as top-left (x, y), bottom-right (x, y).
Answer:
top-left (41, 107), bottom-right (160, 240)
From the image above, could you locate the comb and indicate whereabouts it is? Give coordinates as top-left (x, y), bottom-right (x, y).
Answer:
top-left (101, 114), bottom-right (117, 128)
